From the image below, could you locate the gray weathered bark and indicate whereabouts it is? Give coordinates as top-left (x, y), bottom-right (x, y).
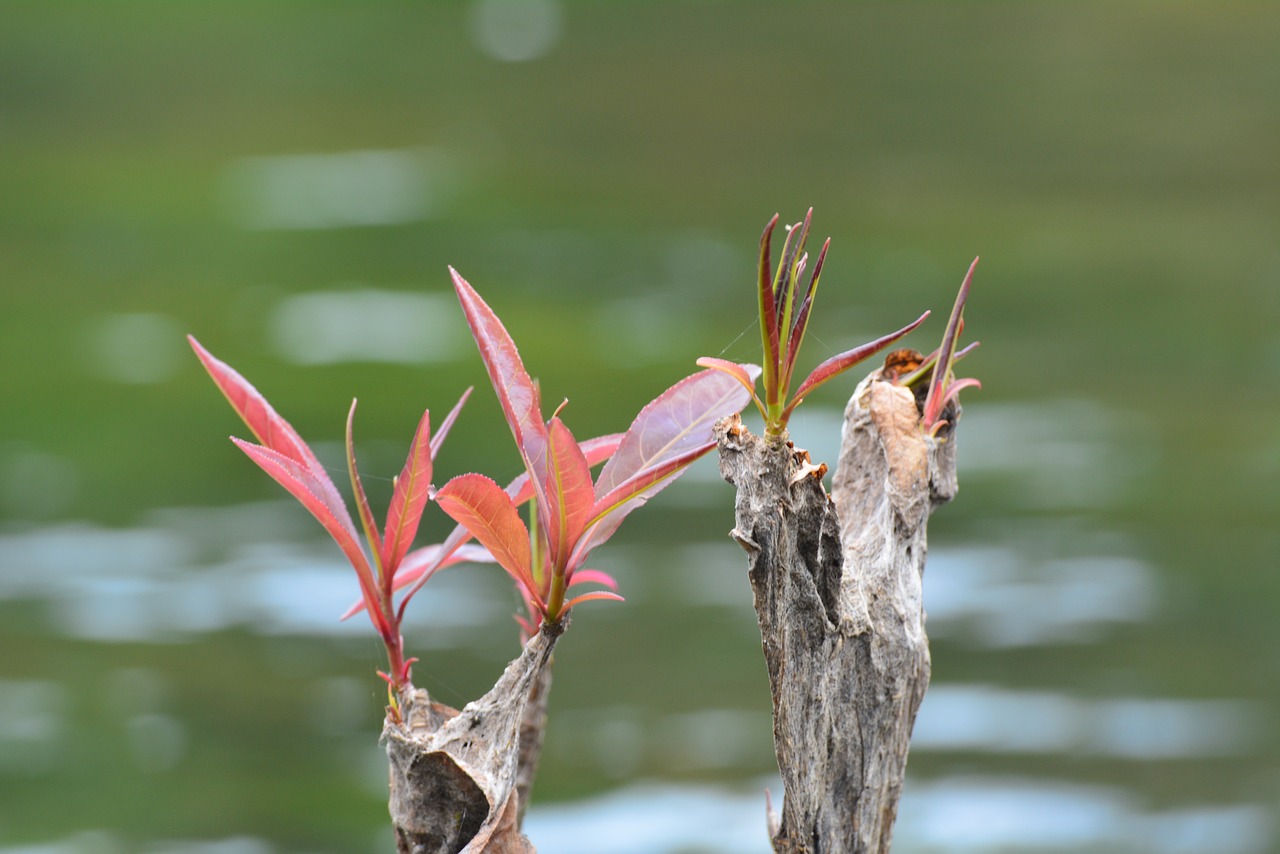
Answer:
top-left (715, 369), bottom-right (960, 853)
top-left (383, 621), bottom-right (565, 854)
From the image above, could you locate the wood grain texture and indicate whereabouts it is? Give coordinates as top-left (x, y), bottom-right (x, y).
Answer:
top-left (715, 370), bottom-right (960, 853)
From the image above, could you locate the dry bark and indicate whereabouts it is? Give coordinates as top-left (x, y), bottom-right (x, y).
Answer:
top-left (383, 621), bottom-right (566, 854)
top-left (715, 370), bottom-right (960, 854)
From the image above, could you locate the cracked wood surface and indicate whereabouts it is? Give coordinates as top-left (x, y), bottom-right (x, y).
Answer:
top-left (716, 371), bottom-right (959, 853)
top-left (383, 622), bottom-right (564, 854)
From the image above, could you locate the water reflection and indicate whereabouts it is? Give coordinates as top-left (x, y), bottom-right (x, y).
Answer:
top-left (0, 508), bottom-right (499, 643)
top-left (0, 385), bottom-right (1264, 852)
top-left (270, 290), bottom-right (463, 366)
top-left (915, 685), bottom-right (1260, 759)
top-left (521, 777), bottom-right (1273, 854)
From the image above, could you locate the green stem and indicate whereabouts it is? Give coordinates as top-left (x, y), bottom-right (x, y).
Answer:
top-left (545, 569), bottom-right (567, 623)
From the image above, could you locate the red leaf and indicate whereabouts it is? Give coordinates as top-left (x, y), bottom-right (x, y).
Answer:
top-left (560, 590), bottom-right (625, 615)
top-left (232, 438), bottom-right (388, 638)
top-left (693, 358), bottom-right (761, 407)
top-left (347, 434), bottom-right (623, 622)
top-left (543, 417), bottom-right (595, 569)
top-left (568, 568), bottom-right (618, 589)
top-left (595, 367), bottom-right (756, 500)
top-left (508, 432), bottom-right (623, 506)
top-left (429, 387), bottom-right (471, 461)
top-left (449, 267), bottom-right (550, 500)
top-left (189, 336), bottom-right (348, 519)
top-left (780, 237), bottom-right (829, 394)
top-left (383, 542), bottom-right (494, 600)
top-left (785, 310), bottom-right (931, 417)
top-left (757, 214), bottom-right (782, 395)
top-left (435, 473), bottom-right (538, 606)
top-left (575, 444), bottom-right (707, 568)
top-left (382, 408), bottom-right (433, 572)
top-left (345, 400), bottom-right (384, 580)
top-left (924, 257), bottom-right (979, 429)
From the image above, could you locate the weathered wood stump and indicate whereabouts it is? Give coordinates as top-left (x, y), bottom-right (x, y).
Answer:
top-left (715, 369), bottom-right (960, 853)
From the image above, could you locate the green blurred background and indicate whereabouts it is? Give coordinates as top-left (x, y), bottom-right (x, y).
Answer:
top-left (1, 2), bottom-right (1277, 852)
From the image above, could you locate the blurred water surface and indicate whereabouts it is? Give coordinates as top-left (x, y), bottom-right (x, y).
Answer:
top-left (1, 2), bottom-right (1277, 852)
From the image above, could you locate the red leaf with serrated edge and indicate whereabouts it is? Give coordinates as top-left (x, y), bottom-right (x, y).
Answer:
top-left (785, 310), bottom-right (931, 418)
top-left (560, 590), bottom-right (625, 615)
top-left (189, 336), bottom-right (349, 522)
top-left (449, 267), bottom-right (550, 503)
top-left (568, 568), bottom-right (617, 589)
top-left (435, 473), bottom-right (538, 607)
top-left (543, 417), bottom-right (594, 569)
top-left (429, 387), bottom-right (471, 461)
top-left (345, 400), bottom-right (384, 581)
top-left (508, 432), bottom-right (623, 506)
top-left (232, 438), bottom-right (388, 638)
top-left (596, 367), bottom-right (756, 499)
top-left (382, 409), bottom-right (433, 572)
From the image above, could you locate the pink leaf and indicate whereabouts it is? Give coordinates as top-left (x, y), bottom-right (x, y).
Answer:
top-left (429, 387), bottom-right (471, 461)
top-left (694, 358), bottom-right (761, 406)
top-left (924, 257), bottom-right (979, 428)
top-left (575, 444), bottom-right (707, 569)
top-left (449, 267), bottom-right (550, 501)
top-left (560, 590), bottom-right (625, 615)
top-left (757, 214), bottom-right (782, 394)
top-left (941, 377), bottom-right (982, 407)
top-left (786, 310), bottom-right (931, 416)
top-left (189, 336), bottom-right (349, 522)
top-left (568, 568), bottom-right (618, 589)
top-left (435, 473), bottom-right (538, 606)
top-left (780, 237), bottom-right (829, 393)
top-left (345, 400), bottom-right (384, 580)
top-left (543, 417), bottom-right (595, 569)
top-left (508, 432), bottom-right (623, 506)
top-left (386, 542), bottom-right (494, 597)
top-left (232, 438), bottom-right (388, 638)
top-left (346, 435), bottom-right (623, 622)
top-left (595, 367), bottom-right (757, 500)
top-left (382, 408), bottom-right (433, 572)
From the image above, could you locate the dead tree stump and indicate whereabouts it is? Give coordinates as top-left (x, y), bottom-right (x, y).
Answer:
top-left (716, 370), bottom-right (960, 853)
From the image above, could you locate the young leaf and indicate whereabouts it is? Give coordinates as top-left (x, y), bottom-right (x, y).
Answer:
top-left (189, 336), bottom-right (349, 521)
top-left (923, 256), bottom-right (978, 429)
top-left (543, 417), bottom-right (595, 569)
top-left (575, 443), bottom-right (710, 569)
top-left (779, 237), bottom-right (829, 394)
top-left (345, 400), bottom-right (385, 579)
top-left (231, 438), bottom-right (388, 638)
top-left (693, 357), bottom-right (762, 410)
top-left (341, 432), bottom-right (625, 622)
top-left (595, 367), bottom-right (757, 499)
top-left (567, 568), bottom-right (618, 589)
top-left (572, 367), bottom-right (757, 571)
top-left (757, 213), bottom-right (782, 396)
top-left (382, 409), bottom-right (433, 572)
top-left (784, 310), bottom-right (931, 419)
top-left (429, 387), bottom-right (471, 460)
top-left (435, 473), bottom-right (539, 607)
top-left (449, 267), bottom-right (550, 498)
top-left (561, 590), bottom-right (625, 612)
